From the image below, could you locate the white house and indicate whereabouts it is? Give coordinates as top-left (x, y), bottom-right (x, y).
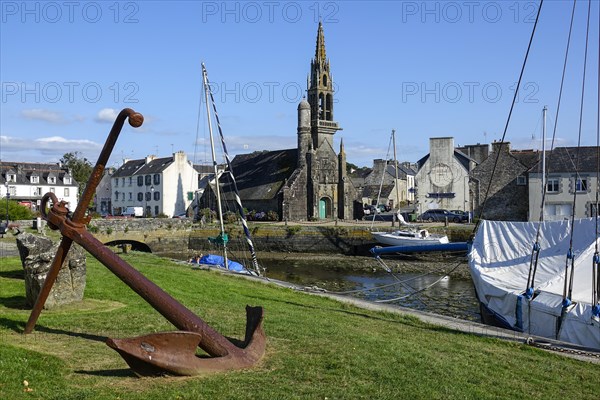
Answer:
top-left (415, 137), bottom-right (475, 214)
top-left (110, 152), bottom-right (198, 217)
top-left (0, 161), bottom-right (79, 211)
top-left (528, 146), bottom-right (599, 221)
top-left (361, 159), bottom-right (415, 208)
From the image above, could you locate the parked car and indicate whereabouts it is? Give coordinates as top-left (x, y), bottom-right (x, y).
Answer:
top-left (363, 205), bottom-right (377, 215)
top-left (450, 210), bottom-right (470, 222)
top-left (419, 209), bottom-right (465, 223)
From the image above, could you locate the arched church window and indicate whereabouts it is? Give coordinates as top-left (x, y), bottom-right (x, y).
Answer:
top-left (322, 75), bottom-right (328, 87)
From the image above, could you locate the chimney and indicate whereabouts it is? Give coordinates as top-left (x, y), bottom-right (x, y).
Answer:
top-left (491, 141), bottom-right (510, 153)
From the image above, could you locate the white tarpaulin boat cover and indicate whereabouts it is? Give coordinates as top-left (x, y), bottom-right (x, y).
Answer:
top-left (469, 218), bottom-right (600, 350)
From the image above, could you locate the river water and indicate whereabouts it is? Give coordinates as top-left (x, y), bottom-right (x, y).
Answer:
top-left (259, 256), bottom-right (481, 322)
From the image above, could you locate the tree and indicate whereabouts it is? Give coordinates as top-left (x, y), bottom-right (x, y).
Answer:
top-left (60, 152), bottom-right (93, 198)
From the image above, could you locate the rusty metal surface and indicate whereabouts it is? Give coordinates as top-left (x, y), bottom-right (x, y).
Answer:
top-left (23, 108), bottom-right (266, 376)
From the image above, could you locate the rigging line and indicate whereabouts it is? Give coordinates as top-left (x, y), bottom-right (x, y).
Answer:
top-left (564, 0), bottom-right (592, 304)
top-left (593, 0), bottom-right (600, 313)
top-left (374, 256), bottom-right (430, 307)
top-left (374, 262), bottom-right (462, 303)
top-left (527, 0), bottom-right (578, 295)
top-left (474, 0), bottom-right (544, 229)
top-left (203, 64), bottom-right (262, 275)
top-left (370, 132), bottom-right (394, 229)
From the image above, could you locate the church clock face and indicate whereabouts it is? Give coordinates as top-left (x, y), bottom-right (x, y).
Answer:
top-left (430, 163), bottom-right (453, 187)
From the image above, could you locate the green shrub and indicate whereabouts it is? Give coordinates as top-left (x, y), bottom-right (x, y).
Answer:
top-left (286, 225), bottom-right (302, 236)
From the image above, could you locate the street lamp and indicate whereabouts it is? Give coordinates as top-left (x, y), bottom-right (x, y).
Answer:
top-left (150, 185), bottom-right (155, 217)
top-left (5, 181), bottom-right (9, 226)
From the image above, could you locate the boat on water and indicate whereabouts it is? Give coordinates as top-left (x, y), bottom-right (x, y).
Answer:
top-left (371, 229), bottom-right (449, 247)
top-left (469, 218), bottom-right (600, 350)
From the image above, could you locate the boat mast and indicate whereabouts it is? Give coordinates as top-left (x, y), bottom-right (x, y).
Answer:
top-left (392, 129), bottom-right (401, 213)
top-left (202, 63), bottom-right (228, 269)
top-left (541, 105), bottom-right (547, 219)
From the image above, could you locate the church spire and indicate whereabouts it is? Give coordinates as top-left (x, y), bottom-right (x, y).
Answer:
top-left (315, 21), bottom-right (327, 63)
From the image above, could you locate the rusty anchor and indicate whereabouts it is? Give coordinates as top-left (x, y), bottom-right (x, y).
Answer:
top-left (23, 108), bottom-right (266, 376)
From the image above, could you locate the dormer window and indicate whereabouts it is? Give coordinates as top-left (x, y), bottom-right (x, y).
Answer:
top-left (30, 175), bottom-right (39, 184)
top-left (63, 174), bottom-right (72, 185)
top-left (6, 173), bottom-right (16, 182)
top-left (48, 174), bottom-right (57, 184)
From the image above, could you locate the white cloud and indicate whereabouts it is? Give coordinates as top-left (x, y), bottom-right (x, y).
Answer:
top-left (21, 108), bottom-right (64, 124)
top-left (0, 135), bottom-right (102, 160)
top-left (95, 108), bottom-right (119, 123)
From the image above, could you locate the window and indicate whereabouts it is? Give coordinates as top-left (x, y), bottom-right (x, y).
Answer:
top-left (153, 174), bottom-right (160, 185)
top-left (155, 205), bottom-right (159, 215)
top-left (64, 188), bottom-right (69, 197)
top-left (516, 175), bottom-right (526, 186)
top-left (137, 176), bottom-right (143, 186)
top-left (50, 187), bottom-right (55, 193)
top-left (153, 191), bottom-right (160, 201)
top-left (575, 178), bottom-right (588, 192)
top-left (590, 203), bottom-right (599, 218)
top-left (137, 192), bottom-right (143, 201)
top-left (145, 192), bottom-right (151, 201)
top-left (145, 175), bottom-right (151, 186)
top-left (121, 192), bottom-right (125, 201)
top-left (30, 175), bottom-right (39, 184)
top-left (48, 176), bottom-right (56, 184)
top-left (7, 174), bottom-right (15, 182)
top-left (129, 192), bottom-right (133, 201)
top-left (115, 178), bottom-right (119, 187)
top-left (33, 187), bottom-right (41, 196)
top-left (128, 177), bottom-right (132, 186)
top-left (64, 176), bottom-right (71, 185)
top-left (546, 179), bottom-right (559, 193)
top-left (8, 186), bottom-right (16, 196)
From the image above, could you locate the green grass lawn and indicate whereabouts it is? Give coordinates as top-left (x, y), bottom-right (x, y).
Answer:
top-left (1, 252), bottom-right (598, 400)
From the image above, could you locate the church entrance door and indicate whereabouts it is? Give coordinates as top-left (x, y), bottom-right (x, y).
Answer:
top-left (318, 197), bottom-right (331, 219)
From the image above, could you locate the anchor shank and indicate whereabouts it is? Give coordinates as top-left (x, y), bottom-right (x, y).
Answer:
top-left (65, 225), bottom-right (232, 357)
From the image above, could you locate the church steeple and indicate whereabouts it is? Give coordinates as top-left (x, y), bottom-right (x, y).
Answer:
top-left (307, 22), bottom-right (340, 150)
top-left (315, 21), bottom-right (327, 62)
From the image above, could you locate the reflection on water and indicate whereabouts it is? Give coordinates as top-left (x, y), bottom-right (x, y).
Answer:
top-left (262, 259), bottom-right (481, 322)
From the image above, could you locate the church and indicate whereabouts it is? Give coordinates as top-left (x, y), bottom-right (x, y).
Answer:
top-left (207, 22), bottom-right (358, 221)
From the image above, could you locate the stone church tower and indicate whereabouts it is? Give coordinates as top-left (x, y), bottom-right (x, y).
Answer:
top-left (281, 22), bottom-right (356, 221)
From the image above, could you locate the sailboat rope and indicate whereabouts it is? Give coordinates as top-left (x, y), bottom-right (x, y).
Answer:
top-left (369, 132), bottom-right (394, 230)
top-left (201, 64), bottom-right (263, 276)
top-left (474, 0), bottom-right (543, 226)
top-left (525, 0), bottom-right (577, 298)
top-left (562, 0), bottom-right (592, 305)
top-left (593, 0), bottom-right (600, 315)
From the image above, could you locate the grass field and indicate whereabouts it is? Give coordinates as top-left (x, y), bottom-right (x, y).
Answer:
top-left (1, 251), bottom-right (598, 399)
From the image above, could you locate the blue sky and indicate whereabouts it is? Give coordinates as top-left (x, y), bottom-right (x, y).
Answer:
top-left (1, 1), bottom-right (598, 169)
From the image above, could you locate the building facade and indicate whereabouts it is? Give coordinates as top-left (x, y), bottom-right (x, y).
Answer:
top-left (110, 151), bottom-right (198, 217)
top-left (528, 146), bottom-right (598, 221)
top-left (0, 161), bottom-right (79, 211)
top-left (360, 159), bottom-right (415, 208)
top-left (415, 137), bottom-right (475, 214)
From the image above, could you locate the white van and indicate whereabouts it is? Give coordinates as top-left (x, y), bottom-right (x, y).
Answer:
top-left (122, 206), bottom-right (143, 217)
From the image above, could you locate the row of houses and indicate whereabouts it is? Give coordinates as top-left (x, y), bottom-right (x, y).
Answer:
top-left (1, 139), bottom-right (595, 222)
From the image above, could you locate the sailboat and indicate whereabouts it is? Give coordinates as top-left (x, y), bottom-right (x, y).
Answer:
top-left (371, 130), bottom-right (449, 248)
top-left (468, 1), bottom-right (600, 351)
top-left (192, 63), bottom-right (263, 276)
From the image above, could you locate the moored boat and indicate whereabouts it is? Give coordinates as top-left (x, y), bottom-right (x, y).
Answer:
top-left (371, 229), bottom-right (449, 247)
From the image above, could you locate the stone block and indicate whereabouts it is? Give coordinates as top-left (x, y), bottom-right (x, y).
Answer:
top-left (16, 232), bottom-right (86, 309)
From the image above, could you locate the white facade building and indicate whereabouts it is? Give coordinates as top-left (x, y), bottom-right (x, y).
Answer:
top-left (111, 152), bottom-right (198, 217)
top-left (0, 162), bottom-right (79, 211)
top-left (415, 137), bottom-right (475, 214)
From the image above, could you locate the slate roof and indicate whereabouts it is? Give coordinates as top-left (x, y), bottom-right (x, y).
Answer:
top-left (219, 149), bottom-right (298, 201)
top-left (416, 150), bottom-right (474, 171)
top-left (0, 162), bottom-right (76, 186)
top-left (531, 146), bottom-right (599, 173)
top-left (112, 157), bottom-right (173, 177)
top-left (362, 184), bottom-right (394, 199)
